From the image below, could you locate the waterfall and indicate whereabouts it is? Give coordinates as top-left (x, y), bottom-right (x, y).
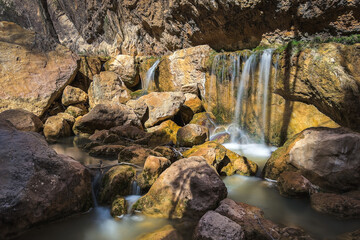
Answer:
top-left (258, 49), bottom-right (273, 142)
top-left (130, 180), bottom-right (141, 195)
top-left (208, 49), bottom-right (274, 144)
top-left (142, 59), bottom-right (160, 92)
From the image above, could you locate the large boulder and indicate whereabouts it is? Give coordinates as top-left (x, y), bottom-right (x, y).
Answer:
top-left (133, 156), bottom-right (227, 220)
top-left (310, 191), bottom-right (360, 219)
top-left (0, 124), bottom-right (92, 239)
top-left (275, 43), bottom-right (360, 132)
top-left (184, 93), bottom-right (203, 114)
top-left (0, 109), bottom-right (43, 132)
top-left (212, 199), bottom-right (312, 240)
top-left (263, 127), bottom-right (360, 192)
top-left (0, 21), bottom-right (78, 117)
top-left (99, 166), bottom-right (137, 204)
top-left (61, 86), bottom-right (88, 106)
top-left (105, 55), bottom-right (140, 88)
top-left (135, 92), bottom-right (186, 128)
top-left (177, 124), bottom-right (209, 147)
top-left (88, 71), bottom-right (131, 109)
top-left (157, 45), bottom-right (212, 95)
top-left (73, 104), bottom-right (142, 135)
top-left (182, 141), bottom-right (258, 176)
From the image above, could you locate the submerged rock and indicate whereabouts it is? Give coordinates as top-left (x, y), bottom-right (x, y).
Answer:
top-left (277, 171), bottom-right (314, 198)
top-left (137, 224), bottom-right (183, 240)
top-left (263, 127), bottom-right (360, 192)
top-left (133, 156), bottom-right (227, 220)
top-left (73, 104), bottom-right (142, 135)
top-left (0, 109), bottom-right (43, 132)
top-left (0, 21), bottom-right (78, 117)
top-left (211, 198), bottom-right (312, 240)
top-left (0, 124), bottom-right (92, 238)
top-left (100, 166), bottom-right (137, 204)
top-left (176, 124), bottom-right (209, 147)
top-left (182, 141), bottom-right (258, 176)
top-left (310, 191), bottom-right (360, 219)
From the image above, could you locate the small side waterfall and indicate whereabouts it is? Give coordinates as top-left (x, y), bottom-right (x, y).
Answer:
top-left (142, 59), bottom-right (160, 92)
top-left (125, 180), bottom-right (141, 213)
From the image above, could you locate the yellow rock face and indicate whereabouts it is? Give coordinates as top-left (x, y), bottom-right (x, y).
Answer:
top-left (182, 141), bottom-right (258, 176)
top-left (157, 45), bottom-right (213, 92)
top-left (88, 71), bottom-right (131, 109)
top-left (0, 21), bottom-right (79, 117)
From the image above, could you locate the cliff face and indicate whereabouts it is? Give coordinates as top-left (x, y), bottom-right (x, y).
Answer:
top-left (1, 0), bottom-right (359, 55)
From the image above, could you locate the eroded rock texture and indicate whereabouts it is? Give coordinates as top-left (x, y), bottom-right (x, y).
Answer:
top-left (1, 0), bottom-right (359, 55)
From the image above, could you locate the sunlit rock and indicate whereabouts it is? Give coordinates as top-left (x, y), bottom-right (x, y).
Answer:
top-left (133, 157), bottom-right (227, 220)
top-left (263, 127), bottom-right (360, 192)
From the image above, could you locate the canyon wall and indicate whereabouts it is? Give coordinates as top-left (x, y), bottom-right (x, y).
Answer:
top-left (1, 0), bottom-right (359, 55)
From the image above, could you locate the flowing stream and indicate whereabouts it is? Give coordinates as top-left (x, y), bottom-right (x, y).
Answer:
top-left (142, 59), bottom-right (160, 92)
top-left (14, 49), bottom-right (360, 239)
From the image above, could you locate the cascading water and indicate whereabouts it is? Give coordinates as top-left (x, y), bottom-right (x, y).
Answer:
top-left (142, 59), bottom-right (160, 92)
top-left (124, 180), bottom-right (141, 214)
top-left (207, 49), bottom-right (277, 164)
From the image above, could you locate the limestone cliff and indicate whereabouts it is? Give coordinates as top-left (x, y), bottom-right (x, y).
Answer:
top-left (1, 0), bottom-right (359, 55)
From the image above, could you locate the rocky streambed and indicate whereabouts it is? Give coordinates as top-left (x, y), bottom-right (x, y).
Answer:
top-left (1, 13), bottom-right (360, 240)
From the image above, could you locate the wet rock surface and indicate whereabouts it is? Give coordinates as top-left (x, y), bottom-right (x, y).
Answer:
top-left (0, 123), bottom-right (92, 239)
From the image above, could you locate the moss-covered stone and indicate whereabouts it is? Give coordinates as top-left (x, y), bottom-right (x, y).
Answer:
top-left (182, 141), bottom-right (258, 176)
top-left (100, 166), bottom-right (137, 204)
top-left (111, 196), bottom-right (127, 217)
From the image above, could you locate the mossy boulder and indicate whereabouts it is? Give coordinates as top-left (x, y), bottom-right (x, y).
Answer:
top-left (137, 156), bottom-right (172, 191)
top-left (146, 120), bottom-right (181, 145)
top-left (190, 112), bottom-right (216, 133)
top-left (132, 157), bottom-right (227, 220)
top-left (118, 145), bottom-right (162, 166)
top-left (176, 124), bottom-right (209, 147)
top-left (182, 141), bottom-right (258, 176)
top-left (100, 166), bottom-right (137, 204)
top-left (65, 104), bottom-right (88, 118)
top-left (111, 196), bottom-right (127, 217)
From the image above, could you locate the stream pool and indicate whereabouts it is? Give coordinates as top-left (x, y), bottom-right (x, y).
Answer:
top-left (15, 139), bottom-right (360, 240)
